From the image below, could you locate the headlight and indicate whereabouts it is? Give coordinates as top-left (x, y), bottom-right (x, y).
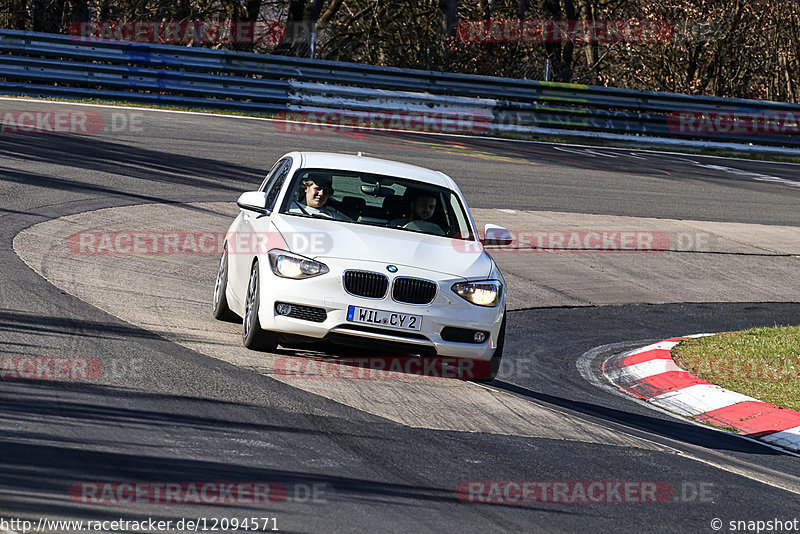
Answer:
top-left (451, 280), bottom-right (503, 307)
top-left (268, 250), bottom-right (329, 279)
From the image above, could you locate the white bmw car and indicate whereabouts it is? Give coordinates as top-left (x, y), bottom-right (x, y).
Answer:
top-left (213, 152), bottom-right (512, 381)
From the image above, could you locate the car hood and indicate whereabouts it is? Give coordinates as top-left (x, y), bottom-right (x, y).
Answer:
top-left (270, 214), bottom-right (492, 279)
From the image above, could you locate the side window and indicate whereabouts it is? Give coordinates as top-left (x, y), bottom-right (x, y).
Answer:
top-left (447, 193), bottom-right (473, 240)
top-left (264, 160), bottom-right (291, 212)
top-left (258, 158), bottom-right (286, 192)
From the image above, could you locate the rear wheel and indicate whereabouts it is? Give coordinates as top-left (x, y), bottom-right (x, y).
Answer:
top-left (242, 261), bottom-right (279, 351)
top-left (212, 245), bottom-right (238, 322)
top-left (475, 314), bottom-right (505, 382)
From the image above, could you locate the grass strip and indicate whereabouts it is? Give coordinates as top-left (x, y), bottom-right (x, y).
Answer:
top-left (672, 326), bottom-right (800, 412)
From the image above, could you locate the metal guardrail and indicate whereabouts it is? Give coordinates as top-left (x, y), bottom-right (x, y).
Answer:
top-left (1, 28), bottom-right (799, 150)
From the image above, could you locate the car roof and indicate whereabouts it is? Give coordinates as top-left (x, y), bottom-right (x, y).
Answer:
top-left (295, 152), bottom-right (453, 189)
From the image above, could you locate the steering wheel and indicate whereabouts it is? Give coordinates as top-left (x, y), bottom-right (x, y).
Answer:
top-left (402, 220), bottom-right (445, 236)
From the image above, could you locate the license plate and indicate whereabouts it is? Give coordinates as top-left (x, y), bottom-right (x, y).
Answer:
top-left (346, 305), bottom-right (422, 331)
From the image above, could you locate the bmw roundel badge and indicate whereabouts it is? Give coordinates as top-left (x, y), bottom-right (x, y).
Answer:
top-left (387, 265), bottom-right (398, 273)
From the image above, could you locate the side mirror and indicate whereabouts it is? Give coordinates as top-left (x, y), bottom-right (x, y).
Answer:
top-left (236, 191), bottom-right (269, 214)
top-left (482, 224), bottom-right (513, 246)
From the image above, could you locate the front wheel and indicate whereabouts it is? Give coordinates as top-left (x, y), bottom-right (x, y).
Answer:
top-left (242, 262), bottom-right (279, 351)
top-left (212, 245), bottom-right (238, 322)
top-left (475, 314), bottom-right (505, 382)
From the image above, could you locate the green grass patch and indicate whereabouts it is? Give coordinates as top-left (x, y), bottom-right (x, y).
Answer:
top-left (672, 326), bottom-right (800, 411)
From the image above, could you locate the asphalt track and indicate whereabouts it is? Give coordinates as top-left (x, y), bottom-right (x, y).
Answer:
top-left (2, 99), bottom-right (800, 533)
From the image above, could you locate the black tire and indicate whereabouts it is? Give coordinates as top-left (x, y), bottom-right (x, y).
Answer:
top-left (475, 313), bottom-right (505, 382)
top-left (212, 245), bottom-right (239, 322)
top-left (242, 261), bottom-right (279, 351)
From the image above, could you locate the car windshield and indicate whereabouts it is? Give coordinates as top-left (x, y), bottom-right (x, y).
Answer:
top-left (279, 168), bottom-right (476, 240)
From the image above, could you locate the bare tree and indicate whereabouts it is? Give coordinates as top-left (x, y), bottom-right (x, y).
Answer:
top-left (2, 0), bottom-right (796, 102)
top-left (439, 0), bottom-right (458, 36)
top-left (273, 0), bottom-right (344, 56)
top-left (2, 0), bottom-right (31, 29)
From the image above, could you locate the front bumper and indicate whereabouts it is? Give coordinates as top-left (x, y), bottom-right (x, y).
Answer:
top-left (256, 259), bottom-right (505, 360)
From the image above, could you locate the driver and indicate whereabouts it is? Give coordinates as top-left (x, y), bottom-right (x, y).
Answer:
top-left (288, 174), bottom-right (348, 220)
top-left (409, 194), bottom-right (437, 222)
top-left (390, 190), bottom-right (443, 234)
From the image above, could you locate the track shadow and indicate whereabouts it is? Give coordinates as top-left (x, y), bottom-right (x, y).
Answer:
top-left (0, 309), bottom-right (166, 342)
top-left (490, 380), bottom-right (788, 456)
top-left (0, 133), bottom-right (261, 193)
top-left (0, 380), bottom-right (564, 520)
